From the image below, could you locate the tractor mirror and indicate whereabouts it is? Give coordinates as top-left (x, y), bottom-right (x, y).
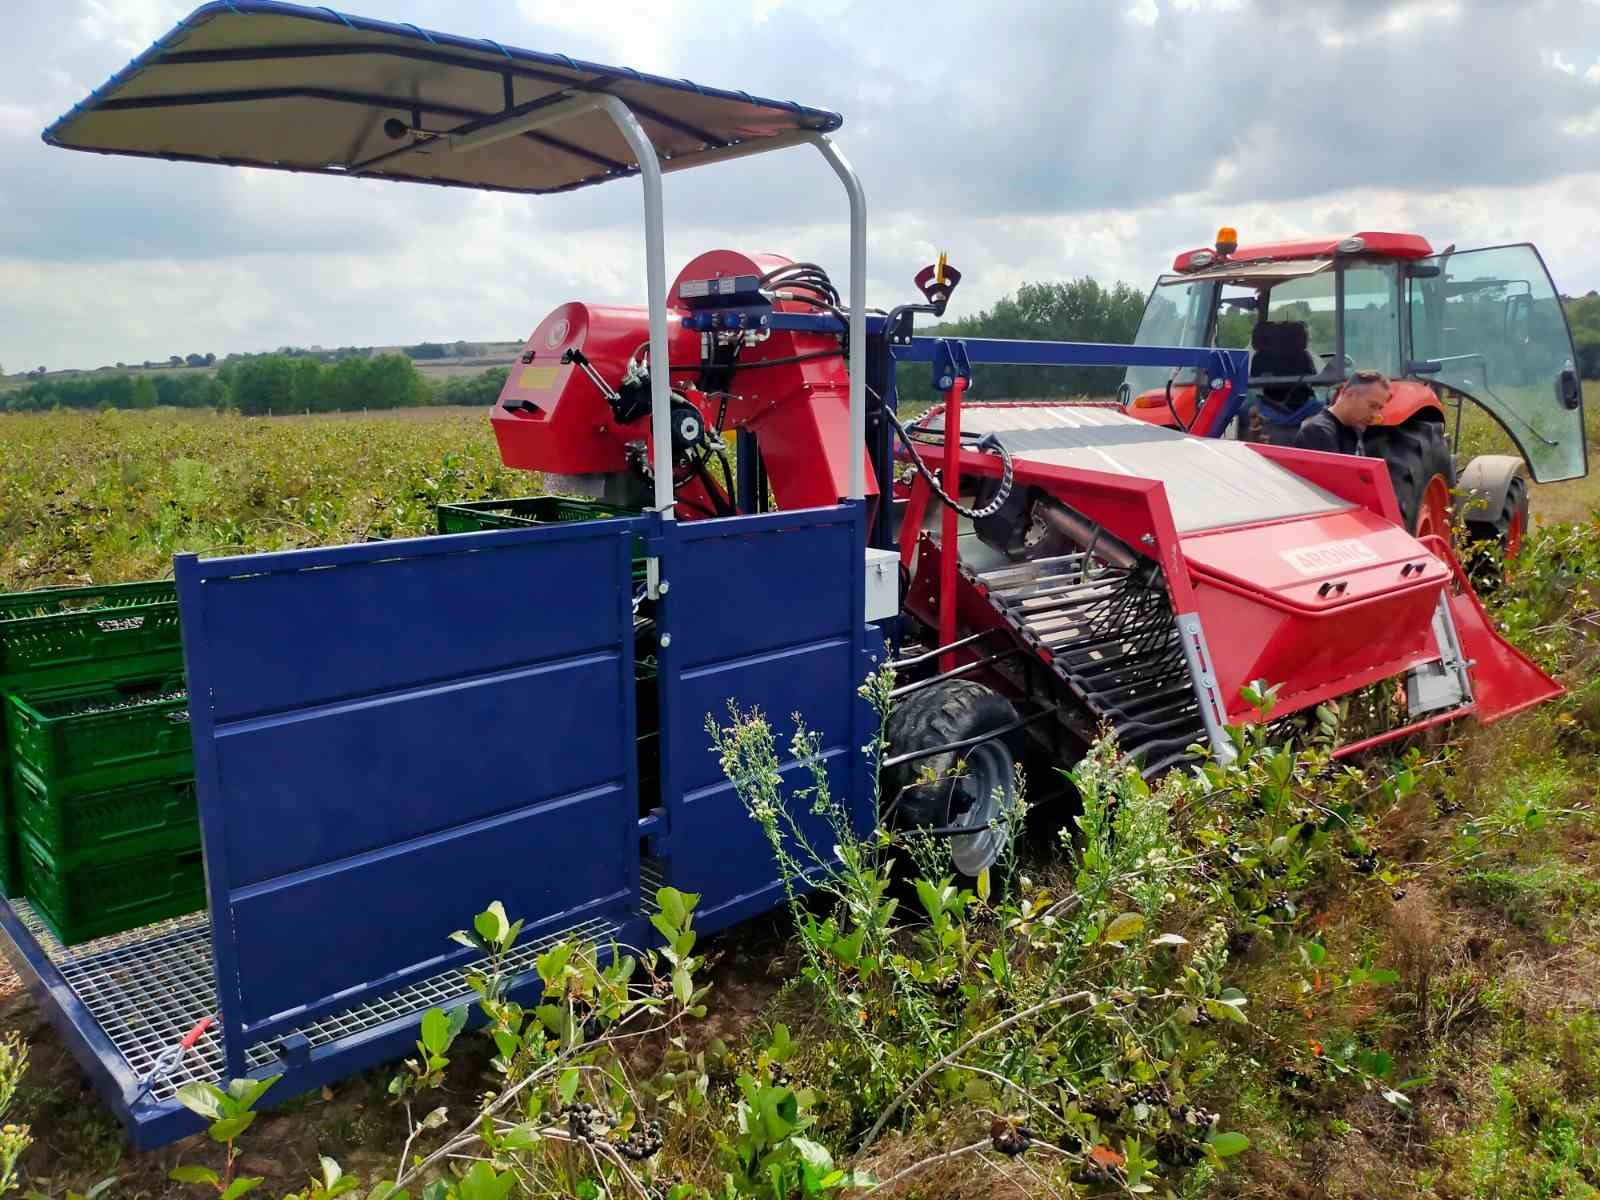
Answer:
top-left (1406, 360), bottom-right (1443, 376)
top-left (1557, 366), bottom-right (1582, 411)
top-left (1408, 263), bottom-right (1442, 279)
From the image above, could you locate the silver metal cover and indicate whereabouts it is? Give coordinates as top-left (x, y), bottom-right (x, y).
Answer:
top-left (936, 404), bottom-right (1352, 534)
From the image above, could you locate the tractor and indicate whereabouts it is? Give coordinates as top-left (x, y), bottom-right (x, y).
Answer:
top-left (3, 0), bottom-right (1578, 1149)
top-left (1118, 229), bottom-right (1587, 553)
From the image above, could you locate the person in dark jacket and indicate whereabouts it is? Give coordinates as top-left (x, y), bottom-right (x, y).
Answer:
top-left (1294, 369), bottom-right (1391, 456)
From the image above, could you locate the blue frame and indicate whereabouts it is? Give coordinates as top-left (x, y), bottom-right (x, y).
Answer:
top-left (650, 503), bottom-right (878, 930)
top-left (887, 334), bottom-right (1253, 434)
top-left (1, 502), bottom-right (880, 1150)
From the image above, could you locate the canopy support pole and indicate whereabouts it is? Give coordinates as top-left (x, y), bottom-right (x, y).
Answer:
top-left (805, 134), bottom-right (867, 501)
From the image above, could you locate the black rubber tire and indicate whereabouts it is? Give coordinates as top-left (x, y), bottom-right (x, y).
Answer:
top-left (881, 680), bottom-right (1021, 893)
top-left (1374, 418), bottom-right (1454, 535)
top-left (1465, 473), bottom-right (1530, 589)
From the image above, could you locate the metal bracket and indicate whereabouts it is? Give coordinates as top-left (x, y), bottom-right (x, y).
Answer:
top-left (932, 338), bottom-right (973, 393)
top-left (1405, 591), bottom-right (1475, 716)
top-left (1174, 611), bottom-right (1236, 764)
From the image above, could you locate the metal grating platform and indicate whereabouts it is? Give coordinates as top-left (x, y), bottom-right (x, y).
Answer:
top-left (14, 899), bottom-right (618, 1103)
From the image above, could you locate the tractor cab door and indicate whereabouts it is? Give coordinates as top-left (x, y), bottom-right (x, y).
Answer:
top-left (1408, 243), bottom-right (1586, 481)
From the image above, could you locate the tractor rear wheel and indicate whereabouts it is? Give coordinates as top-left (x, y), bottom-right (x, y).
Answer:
top-left (1378, 419), bottom-right (1455, 540)
top-left (882, 680), bottom-right (1020, 894)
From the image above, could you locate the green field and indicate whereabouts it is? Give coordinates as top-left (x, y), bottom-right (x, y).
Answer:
top-left (0, 407), bottom-right (527, 592)
top-left (3, 402), bottom-right (1600, 1200)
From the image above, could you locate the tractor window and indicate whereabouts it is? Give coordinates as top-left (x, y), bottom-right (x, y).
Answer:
top-left (1340, 264), bottom-right (1402, 377)
top-left (1121, 278), bottom-right (1218, 399)
top-left (1410, 243), bottom-right (1585, 482)
top-left (1264, 271), bottom-right (1338, 363)
top-left (1262, 263), bottom-right (1402, 377)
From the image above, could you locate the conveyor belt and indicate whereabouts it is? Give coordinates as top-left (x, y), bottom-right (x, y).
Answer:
top-left (972, 552), bottom-right (1208, 773)
top-left (922, 403), bottom-right (1351, 534)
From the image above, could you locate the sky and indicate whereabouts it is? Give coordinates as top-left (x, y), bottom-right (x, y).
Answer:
top-left (1, 0), bottom-right (1599, 372)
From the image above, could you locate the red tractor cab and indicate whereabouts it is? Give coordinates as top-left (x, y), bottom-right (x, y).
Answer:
top-left (1119, 231), bottom-right (1587, 550)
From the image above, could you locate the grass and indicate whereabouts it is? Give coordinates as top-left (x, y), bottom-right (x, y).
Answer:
top-left (0, 406), bottom-right (527, 591)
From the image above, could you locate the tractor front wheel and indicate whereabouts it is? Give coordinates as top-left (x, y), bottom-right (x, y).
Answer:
top-left (1467, 472), bottom-right (1531, 560)
top-left (882, 680), bottom-right (1020, 894)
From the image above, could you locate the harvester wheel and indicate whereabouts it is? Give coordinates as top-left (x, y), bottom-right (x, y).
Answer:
top-left (882, 680), bottom-right (1021, 893)
top-left (1378, 419), bottom-right (1454, 539)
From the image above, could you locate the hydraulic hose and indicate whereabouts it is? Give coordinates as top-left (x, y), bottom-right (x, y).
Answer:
top-left (879, 393), bottom-right (1015, 521)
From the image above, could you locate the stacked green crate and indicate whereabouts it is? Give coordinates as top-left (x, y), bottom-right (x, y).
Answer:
top-left (437, 497), bottom-right (648, 582)
top-left (0, 582), bottom-right (196, 944)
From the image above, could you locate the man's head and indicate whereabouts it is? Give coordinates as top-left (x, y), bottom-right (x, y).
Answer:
top-left (1329, 369), bottom-right (1390, 429)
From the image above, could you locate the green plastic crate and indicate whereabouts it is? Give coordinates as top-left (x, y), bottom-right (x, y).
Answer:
top-left (6, 676), bottom-right (193, 791)
top-left (0, 819), bottom-right (13, 899)
top-left (0, 581), bottom-right (181, 687)
top-left (11, 763), bottom-right (197, 865)
top-left (437, 496), bottom-right (647, 581)
top-left (20, 830), bottom-right (205, 947)
top-left (436, 495), bottom-right (640, 533)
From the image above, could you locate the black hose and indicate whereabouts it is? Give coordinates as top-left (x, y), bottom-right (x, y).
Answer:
top-left (875, 388), bottom-right (1015, 521)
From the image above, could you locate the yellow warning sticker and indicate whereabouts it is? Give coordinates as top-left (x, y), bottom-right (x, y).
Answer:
top-left (518, 365), bottom-right (560, 390)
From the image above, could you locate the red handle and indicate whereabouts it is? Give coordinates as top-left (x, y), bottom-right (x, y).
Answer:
top-left (180, 1016), bottom-right (216, 1050)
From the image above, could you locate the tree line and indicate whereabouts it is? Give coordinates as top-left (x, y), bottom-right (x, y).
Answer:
top-left (4, 281), bottom-right (1596, 415)
top-left (0, 355), bottom-right (509, 415)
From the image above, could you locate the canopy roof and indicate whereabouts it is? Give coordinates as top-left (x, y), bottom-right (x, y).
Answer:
top-left (42, 0), bottom-right (844, 195)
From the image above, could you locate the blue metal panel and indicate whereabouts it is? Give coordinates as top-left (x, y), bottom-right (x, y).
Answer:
top-left (653, 505), bottom-right (877, 928)
top-left (177, 521), bottom-right (646, 1056)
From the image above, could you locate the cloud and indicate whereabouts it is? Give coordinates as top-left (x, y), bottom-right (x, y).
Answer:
top-left (3, 0), bottom-right (1599, 370)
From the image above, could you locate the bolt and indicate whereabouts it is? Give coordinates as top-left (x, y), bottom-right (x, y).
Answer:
top-left (659, 633), bottom-right (672, 648)
top-left (657, 580), bottom-right (670, 595)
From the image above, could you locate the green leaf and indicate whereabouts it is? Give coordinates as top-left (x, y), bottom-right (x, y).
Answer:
top-left (1102, 912), bottom-right (1146, 944)
top-left (221, 1177), bottom-right (264, 1200)
top-left (225, 1075), bottom-right (281, 1112)
top-left (535, 942), bottom-right (574, 988)
top-left (419, 1106), bottom-right (448, 1131)
top-left (366, 1181), bottom-right (409, 1200)
top-left (474, 901), bottom-right (510, 946)
top-left (1209, 1131), bottom-right (1250, 1158)
top-left (499, 1123), bottom-right (543, 1151)
top-left (1367, 968), bottom-right (1401, 987)
top-left (208, 1113), bottom-right (257, 1142)
top-left (447, 930), bottom-right (480, 950)
top-left (170, 1165), bottom-right (221, 1186)
top-left (1204, 998), bottom-right (1250, 1026)
top-left (321, 1160), bottom-right (344, 1191)
top-left (789, 1137), bottom-right (834, 1174)
top-left (976, 867), bottom-right (991, 903)
top-left (914, 879), bottom-right (943, 920)
top-left (419, 1008), bottom-right (452, 1056)
top-left (557, 1067), bottom-right (581, 1105)
top-left (769, 1023), bottom-right (793, 1063)
top-left (657, 887), bottom-right (688, 929)
top-left (175, 1082), bottom-right (225, 1120)
top-left (672, 966), bottom-right (692, 1005)
top-left (1302, 941), bottom-right (1327, 966)
top-left (1151, 933), bottom-right (1188, 947)
top-left (455, 1162), bottom-right (516, 1200)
